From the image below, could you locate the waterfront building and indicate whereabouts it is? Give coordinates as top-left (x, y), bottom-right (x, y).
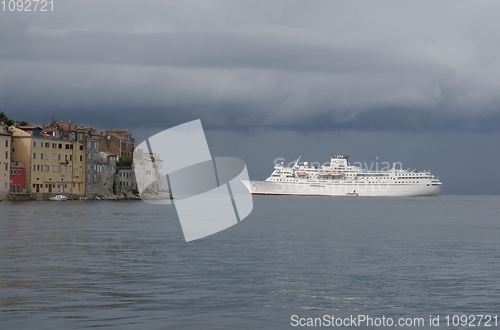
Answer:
top-left (0, 125), bottom-right (11, 199)
top-left (10, 161), bottom-right (25, 193)
top-left (132, 149), bottom-right (164, 195)
top-left (99, 129), bottom-right (134, 159)
top-left (86, 147), bottom-right (117, 198)
top-left (9, 125), bottom-right (86, 197)
top-left (116, 166), bottom-right (137, 194)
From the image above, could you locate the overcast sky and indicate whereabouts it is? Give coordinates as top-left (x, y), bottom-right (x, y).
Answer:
top-left (1, 1), bottom-right (499, 194)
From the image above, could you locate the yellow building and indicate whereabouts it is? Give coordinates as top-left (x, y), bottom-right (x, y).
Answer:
top-left (9, 125), bottom-right (86, 197)
top-left (0, 126), bottom-right (11, 199)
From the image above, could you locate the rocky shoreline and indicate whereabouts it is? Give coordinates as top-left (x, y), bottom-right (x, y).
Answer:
top-left (7, 190), bottom-right (173, 201)
top-left (89, 191), bottom-right (141, 201)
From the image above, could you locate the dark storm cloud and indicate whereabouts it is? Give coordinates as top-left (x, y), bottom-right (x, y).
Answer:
top-left (2, 28), bottom-right (450, 76)
top-left (1, 0), bottom-right (500, 134)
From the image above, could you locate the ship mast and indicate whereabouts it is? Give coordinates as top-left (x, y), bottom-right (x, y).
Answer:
top-left (293, 156), bottom-right (301, 168)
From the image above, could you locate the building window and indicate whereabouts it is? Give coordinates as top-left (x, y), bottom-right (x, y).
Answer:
top-left (33, 165), bottom-right (36, 171)
top-left (4, 163), bottom-right (7, 171)
top-left (33, 141), bottom-right (36, 147)
top-left (58, 143), bottom-right (62, 149)
top-left (41, 153), bottom-right (44, 160)
top-left (4, 151), bottom-right (7, 159)
top-left (33, 152), bottom-right (36, 159)
top-left (79, 155), bottom-right (83, 162)
top-left (52, 143), bottom-right (56, 148)
top-left (79, 145), bottom-right (83, 150)
top-left (4, 140), bottom-right (7, 147)
top-left (45, 142), bottom-right (50, 148)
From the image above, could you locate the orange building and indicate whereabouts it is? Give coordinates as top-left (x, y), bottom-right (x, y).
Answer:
top-left (9, 125), bottom-right (86, 197)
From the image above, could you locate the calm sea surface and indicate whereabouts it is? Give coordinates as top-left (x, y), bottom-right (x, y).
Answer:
top-left (1, 196), bottom-right (499, 329)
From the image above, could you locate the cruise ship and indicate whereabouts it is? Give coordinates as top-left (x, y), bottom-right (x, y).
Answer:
top-left (244, 155), bottom-right (442, 197)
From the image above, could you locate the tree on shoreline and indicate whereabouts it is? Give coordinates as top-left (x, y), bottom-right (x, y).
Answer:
top-left (0, 112), bottom-right (28, 126)
top-left (116, 157), bottom-right (133, 167)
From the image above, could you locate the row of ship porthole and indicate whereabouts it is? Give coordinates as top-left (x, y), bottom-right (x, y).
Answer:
top-left (274, 179), bottom-right (424, 184)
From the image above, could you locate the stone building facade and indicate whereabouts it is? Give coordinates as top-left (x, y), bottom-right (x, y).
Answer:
top-left (85, 135), bottom-right (117, 198)
top-left (99, 129), bottom-right (134, 159)
top-left (0, 125), bottom-right (11, 199)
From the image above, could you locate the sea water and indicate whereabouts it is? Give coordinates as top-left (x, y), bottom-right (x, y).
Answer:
top-left (1, 195), bottom-right (499, 329)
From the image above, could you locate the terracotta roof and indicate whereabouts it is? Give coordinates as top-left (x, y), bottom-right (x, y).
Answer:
top-left (17, 125), bottom-right (41, 130)
top-left (100, 151), bottom-right (118, 157)
top-left (57, 123), bottom-right (69, 130)
top-left (106, 129), bottom-right (130, 132)
top-left (106, 132), bottom-right (124, 140)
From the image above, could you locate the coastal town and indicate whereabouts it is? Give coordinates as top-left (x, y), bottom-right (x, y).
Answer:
top-left (0, 112), bottom-right (162, 201)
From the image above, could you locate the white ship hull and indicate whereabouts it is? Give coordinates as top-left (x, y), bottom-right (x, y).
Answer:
top-left (244, 180), bottom-right (441, 197)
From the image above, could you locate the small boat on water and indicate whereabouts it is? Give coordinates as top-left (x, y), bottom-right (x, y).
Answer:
top-left (346, 191), bottom-right (359, 197)
top-left (49, 194), bottom-right (68, 201)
